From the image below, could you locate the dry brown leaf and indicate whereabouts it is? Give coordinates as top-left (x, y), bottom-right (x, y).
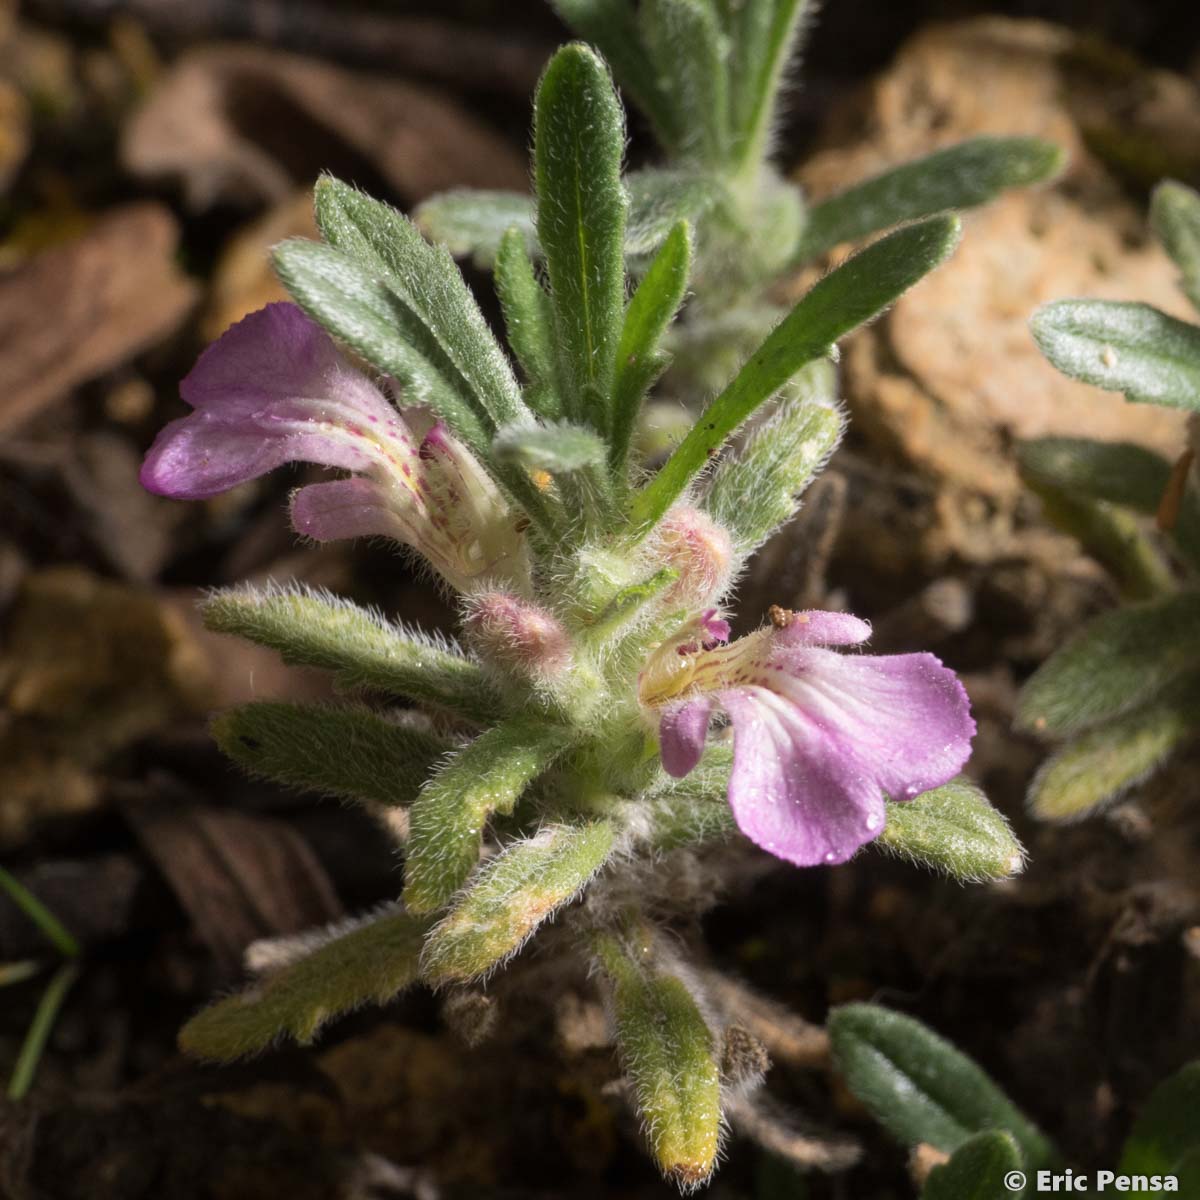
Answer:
top-left (0, 203), bottom-right (197, 434)
top-left (122, 44), bottom-right (527, 211)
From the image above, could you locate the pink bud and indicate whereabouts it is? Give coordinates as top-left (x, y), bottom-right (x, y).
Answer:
top-left (465, 592), bottom-right (571, 678)
top-left (653, 506), bottom-right (733, 609)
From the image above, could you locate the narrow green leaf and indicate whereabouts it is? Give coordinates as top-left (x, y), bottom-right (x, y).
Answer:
top-left (534, 44), bottom-right (627, 432)
top-left (625, 169), bottom-right (723, 257)
top-left (875, 777), bottom-right (1026, 882)
top-left (1030, 300), bottom-right (1200, 412)
top-left (1022, 470), bottom-right (1176, 601)
top-left (641, 0), bottom-right (729, 169)
top-left (493, 421), bottom-right (608, 474)
top-left (0, 868), bottom-right (80, 959)
top-left (7, 962), bottom-right (79, 1100)
top-left (1018, 437), bottom-right (1200, 572)
top-left (595, 932), bottom-right (722, 1188)
top-left (403, 718), bottom-right (575, 914)
top-left (495, 227), bottom-right (560, 418)
top-left (273, 238), bottom-right (490, 452)
top-left (703, 363), bottom-right (843, 553)
top-left (1028, 680), bottom-right (1200, 822)
top-left (828, 1003), bottom-right (1056, 1169)
top-left (212, 701), bottom-right (449, 809)
top-left (1015, 591), bottom-right (1200, 736)
top-left (1119, 1061), bottom-right (1200, 1176)
top-left (724, 0), bottom-right (812, 178)
top-left (421, 820), bottom-right (616, 986)
top-left (922, 1132), bottom-right (1023, 1200)
top-left (1151, 180), bottom-right (1200, 313)
top-left (179, 908), bottom-right (431, 1060)
top-left (611, 221), bottom-right (693, 471)
top-left (315, 177), bottom-right (529, 432)
top-left (550, 0), bottom-right (687, 155)
top-left (413, 189), bottom-right (535, 269)
top-left (795, 137), bottom-right (1064, 261)
top-left (202, 584), bottom-right (498, 724)
top-left (630, 215), bottom-right (961, 529)
top-left (584, 565), bottom-right (680, 643)
top-left (640, 746), bottom-right (737, 851)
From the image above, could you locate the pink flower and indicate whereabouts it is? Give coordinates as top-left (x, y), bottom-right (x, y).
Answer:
top-left (641, 608), bottom-right (975, 866)
top-left (140, 303), bottom-right (527, 593)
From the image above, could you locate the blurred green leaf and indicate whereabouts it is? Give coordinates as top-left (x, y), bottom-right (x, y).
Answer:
top-left (1119, 1061), bottom-right (1200, 1176)
top-left (1027, 679), bottom-right (1200, 822)
top-left (1018, 437), bottom-right (1200, 574)
top-left (921, 1132), bottom-right (1023, 1200)
top-left (641, 0), bottom-right (729, 168)
top-left (1151, 180), bottom-right (1200, 313)
top-left (1015, 592), bottom-right (1200, 737)
top-left (625, 170), bottom-right (722, 256)
top-left (724, 0), bottom-right (813, 178)
top-left (795, 137), bottom-right (1063, 261)
top-left (630, 214), bottom-right (961, 529)
top-left (1030, 300), bottom-right (1200, 412)
top-left (829, 1004), bottom-right (1055, 1169)
top-left (876, 777), bottom-right (1026, 882)
top-left (551, 0), bottom-right (687, 155)
top-left (413, 189), bottom-right (535, 269)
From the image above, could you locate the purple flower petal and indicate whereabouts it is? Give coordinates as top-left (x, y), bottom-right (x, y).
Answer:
top-left (660, 696), bottom-right (716, 778)
top-left (291, 477), bottom-right (410, 543)
top-left (719, 686), bottom-right (885, 865)
top-left (140, 303), bottom-right (409, 499)
top-left (775, 610), bottom-right (871, 647)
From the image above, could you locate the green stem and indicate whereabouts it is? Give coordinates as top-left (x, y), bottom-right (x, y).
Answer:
top-left (8, 962), bottom-right (80, 1100)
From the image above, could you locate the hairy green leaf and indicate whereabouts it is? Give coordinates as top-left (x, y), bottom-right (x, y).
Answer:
top-left (703, 363), bottom-right (842, 553)
top-left (422, 820), bottom-right (616, 986)
top-left (414, 189), bottom-right (535, 269)
top-left (534, 44), bottom-right (627, 433)
top-left (828, 1004), bottom-right (1055, 1168)
top-left (404, 719), bottom-right (575, 914)
top-left (631, 214), bottom-right (960, 529)
top-left (596, 932), bottom-right (721, 1188)
top-left (212, 701), bottom-right (449, 809)
top-left (611, 221), bottom-right (693, 471)
top-left (795, 137), bottom-right (1063, 261)
top-left (180, 909), bottom-right (430, 1060)
top-left (1031, 300), bottom-right (1200, 412)
top-left (493, 421), bottom-right (608, 474)
top-left (495, 227), bottom-right (560, 418)
top-left (273, 238), bottom-right (490, 451)
top-left (1151, 180), bottom-right (1200, 313)
top-left (314, 177), bottom-right (529, 432)
top-left (1015, 591), bottom-right (1200, 736)
top-left (876, 777), bottom-right (1026, 882)
top-left (202, 585), bottom-right (498, 723)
